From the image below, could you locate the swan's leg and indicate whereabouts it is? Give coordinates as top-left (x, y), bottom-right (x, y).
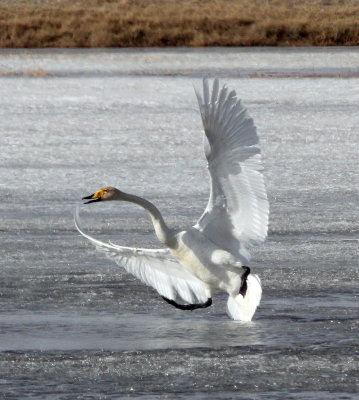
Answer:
top-left (161, 296), bottom-right (212, 311)
top-left (239, 266), bottom-right (251, 297)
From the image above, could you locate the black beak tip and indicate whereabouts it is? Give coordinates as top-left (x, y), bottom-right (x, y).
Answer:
top-left (82, 193), bottom-right (101, 204)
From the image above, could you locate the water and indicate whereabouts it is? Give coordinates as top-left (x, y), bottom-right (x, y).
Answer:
top-left (1, 48), bottom-right (358, 399)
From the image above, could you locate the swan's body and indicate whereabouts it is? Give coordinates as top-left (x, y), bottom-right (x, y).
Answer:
top-left (75, 79), bottom-right (269, 321)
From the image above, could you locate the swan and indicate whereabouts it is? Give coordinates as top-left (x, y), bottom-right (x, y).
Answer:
top-left (75, 78), bottom-right (269, 321)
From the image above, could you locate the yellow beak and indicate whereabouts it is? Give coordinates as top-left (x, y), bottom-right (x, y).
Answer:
top-left (82, 189), bottom-right (104, 204)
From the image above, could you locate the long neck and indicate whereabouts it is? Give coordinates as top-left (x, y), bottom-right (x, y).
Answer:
top-left (116, 191), bottom-right (172, 245)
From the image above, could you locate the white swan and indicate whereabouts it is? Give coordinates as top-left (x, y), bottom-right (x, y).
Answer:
top-left (75, 78), bottom-right (269, 321)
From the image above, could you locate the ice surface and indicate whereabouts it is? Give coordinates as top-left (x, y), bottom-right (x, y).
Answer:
top-left (0, 48), bottom-right (358, 399)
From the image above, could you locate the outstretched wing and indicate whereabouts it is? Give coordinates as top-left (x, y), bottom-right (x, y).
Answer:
top-left (194, 78), bottom-right (269, 263)
top-left (75, 206), bottom-right (207, 303)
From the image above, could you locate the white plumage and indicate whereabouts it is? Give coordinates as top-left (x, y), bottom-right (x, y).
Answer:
top-left (194, 79), bottom-right (268, 264)
top-left (75, 78), bottom-right (269, 321)
top-left (75, 211), bottom-right (208, 304)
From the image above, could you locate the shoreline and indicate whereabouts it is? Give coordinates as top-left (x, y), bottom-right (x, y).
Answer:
top-left (1, 47), bottom-right (359, 78)
top-left (1, 0), bottom-right (359, 48)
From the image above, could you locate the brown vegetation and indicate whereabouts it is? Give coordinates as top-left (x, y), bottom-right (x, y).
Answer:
top-left (1, 0), bottom-right (359, 47)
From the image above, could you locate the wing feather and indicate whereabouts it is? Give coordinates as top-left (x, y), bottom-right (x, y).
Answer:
top-left (194, 78), bottom-right (269, 263)
top-left (74, 206), bottom-right (207, 303)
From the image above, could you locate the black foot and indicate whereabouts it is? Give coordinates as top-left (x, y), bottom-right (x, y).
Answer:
top-left (239, 266), bottom-right (251, 297)
top-left (161, 296), bottom-right (212, 311)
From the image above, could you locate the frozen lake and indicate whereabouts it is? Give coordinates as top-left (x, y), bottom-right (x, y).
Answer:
top-left (0, 48), bottom-right (358, 399)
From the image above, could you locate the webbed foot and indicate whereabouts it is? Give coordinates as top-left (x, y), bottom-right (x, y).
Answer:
top-left (161, 296), bottom-right (212, 311)
top-left (239, 266), bottom-right (251, 297)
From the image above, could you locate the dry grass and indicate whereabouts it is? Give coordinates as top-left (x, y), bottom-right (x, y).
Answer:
top-left (1, 0), bottom-right (359, 47)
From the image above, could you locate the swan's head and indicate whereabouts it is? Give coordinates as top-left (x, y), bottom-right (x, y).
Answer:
top-left (82, 186), bottom-right (119, 204)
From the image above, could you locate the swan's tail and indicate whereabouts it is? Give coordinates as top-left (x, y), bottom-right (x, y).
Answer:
top-left (226, 274), bottom-right (262, 321)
